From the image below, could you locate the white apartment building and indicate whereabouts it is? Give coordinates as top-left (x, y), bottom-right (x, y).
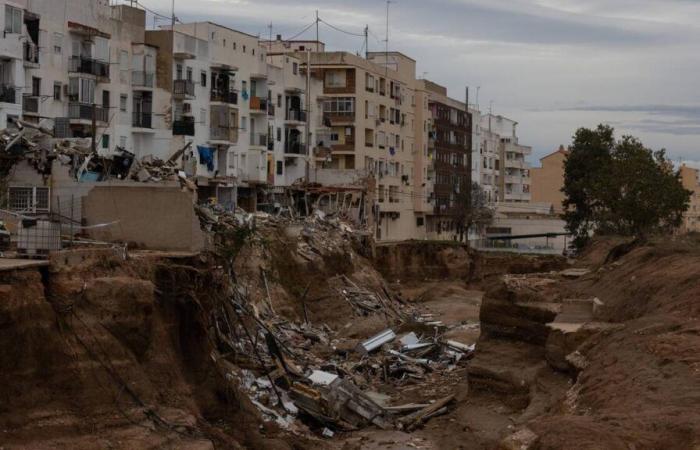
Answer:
top-left (0, 1), bottom-right (171, 162)
top-left (479, 113), bottom-right (532, 203)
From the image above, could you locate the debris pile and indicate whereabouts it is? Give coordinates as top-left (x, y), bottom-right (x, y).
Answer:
top-left (210, 282), bottom-right (475, 438)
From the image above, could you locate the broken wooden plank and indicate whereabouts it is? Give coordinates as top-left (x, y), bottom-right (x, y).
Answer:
top-left (398, 394), bottom-right (455, 431)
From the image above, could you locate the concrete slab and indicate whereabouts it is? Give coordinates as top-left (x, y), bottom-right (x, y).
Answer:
top-left (0, 258), bottom-right (49, 272)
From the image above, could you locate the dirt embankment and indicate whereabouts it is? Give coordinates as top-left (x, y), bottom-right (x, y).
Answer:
top-left (0, 249), bottom-right (294, 449)
top-left (469, 236), bottom-right (700, 450)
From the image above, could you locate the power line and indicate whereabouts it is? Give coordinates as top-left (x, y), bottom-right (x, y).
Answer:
top-left (318, 18), bottom-right (365, 37)
top-left (283, 20), bottom-right (318, 41)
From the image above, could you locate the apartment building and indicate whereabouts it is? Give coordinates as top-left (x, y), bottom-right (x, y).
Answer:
top-left (480, 113), bottom-right (531, 204)
top-left (272, 49), bottom-right (423, 241)
top-left (680, 164), bottom-right (700, 233)
top-left (531, 145), bottom-right (568, 214)
top-left (0, 1), bottom-right (170, 160)
top-left (413, 79), bottom-right (474, 240)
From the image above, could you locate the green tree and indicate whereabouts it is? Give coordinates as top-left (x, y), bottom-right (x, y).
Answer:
top-left (563, 125), bottom-right (690, 248)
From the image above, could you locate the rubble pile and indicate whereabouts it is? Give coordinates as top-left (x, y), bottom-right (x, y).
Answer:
top-left (190, 207), bottom-right (477, 439)
top-left (0, 120), bottom-right (193, 186)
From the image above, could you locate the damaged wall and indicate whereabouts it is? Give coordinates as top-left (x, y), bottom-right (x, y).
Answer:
top-left (83, 185), bottom-right (205, 252)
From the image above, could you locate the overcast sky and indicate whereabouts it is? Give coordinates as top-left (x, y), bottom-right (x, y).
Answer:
top-left (142, 0), bottom-right (700, 166)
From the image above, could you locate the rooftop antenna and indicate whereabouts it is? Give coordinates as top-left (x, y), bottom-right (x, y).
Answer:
top-left (364, 25), bottom-right (368, 59)
top-left (171, 0), bottom-right (175, 30)
top-left (268, 22), bottom-right (272, 52)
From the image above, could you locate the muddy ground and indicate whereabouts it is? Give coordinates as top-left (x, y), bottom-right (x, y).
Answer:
top-left (2, 228), bottom-right (699, 449)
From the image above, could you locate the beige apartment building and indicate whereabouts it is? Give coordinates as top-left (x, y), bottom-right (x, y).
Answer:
top-left (680, 164), bottom-right (700, 233)
top-left (266, 45), bottom-right (424, 241)
top-left (531, 145), bottom-right (568, 214)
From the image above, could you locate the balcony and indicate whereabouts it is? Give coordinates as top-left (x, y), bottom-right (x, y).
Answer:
top-left (173, 117), bottom-right (195, 136)
top-left (284, 141), bottom-right (306, 155)
top-left (68, 102), bottom-right (108, 123)
top-left (250, 133), bottom-right (268, 148)
top-left (23, 42), bottom-right (39, 67)
top-left (210, 125), bottom-right (236, 143)
top-left (132, 112), bottom-right (153, 130)
top-left (285, 109), bottom-right (307, 123)
top-left (249, 96), bottom-right (267, 113)
top-left (210, 90), bottom-right (238, 105)
top-left (132, 71), bottom-right (154, 88)
top-left (22, 96), bottom-right (39, 114)
top-left (173, 79), bottom-right (195, 98)
top-left (0, 85), bottom-right (17, 104)
top-left (68, 56), bottom-right (110, 79)
top-left (323, 110), bottom-right (355, 124)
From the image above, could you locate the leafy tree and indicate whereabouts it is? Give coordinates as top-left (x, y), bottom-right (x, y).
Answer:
top-left (467, 182), bottom-right (494, 233)
top-left (563, 125), bottom-right (690, 248)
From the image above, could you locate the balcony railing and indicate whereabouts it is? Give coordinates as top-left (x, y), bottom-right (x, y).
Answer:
top-left (285, 109), bottom-right (307, 122)
top-left (173, 117), bottom-right (195, 136)
top-left (249, 96), bottom-right (267, 112)
top-left (284, 141), bottom-right (306, 155)
top-left (0, 85), bottom-right (17, 104)
top-left (173, 79), bottom-right (195, 97)
top-left (210, 90), bottom-right (237, 105)
top-left (250, 133), bottom-right (268, 147)
top-left (132, 112), bottom-right (153, 129)
top-left (210, 125), bottom-right (234, 142)
top-left (68, 102), bottom-right (108, 122)
top-left (22, 96), bottom-right (39, 113)
top-left (23, 42), bottom-right (39, 65)
top-left (68, 56), bottom-right (110, 79)
top-left (132, 71), bottom-right (154, 88)
top-left (323, 110), bottom-right (355, 124)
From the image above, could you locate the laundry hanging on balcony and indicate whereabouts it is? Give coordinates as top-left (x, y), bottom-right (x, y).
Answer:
top-left (197, 146), bottom-right (215, 171)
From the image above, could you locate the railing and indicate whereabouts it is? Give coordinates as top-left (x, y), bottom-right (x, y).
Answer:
top-left (210, 125), bottom-right (233, 142)
top-left (132, 71), bottom-right (154, 88)
top-left (210, 90), bottom-right (237, 105)
top-left (132, 112), bottom-right (153, 128)
top-left (22, 96), bottom-right (39, 113)
top-left (250, 133), bottom-right (268, 147)
top-left (173, 117), bottom-right (195, 136)
top-left (173, 79), bottom-right (195, 97)
top-left (284, 141), bottom-right (306, 155)
top-left (23, 42), bottom-right (39, 65)
top-left (323, 110), bottom-right (355, 123)
top-left (0, 85), bottom-right (16, 103)
top-left (267, 104), bottom-right (275, 116)
top-left (285, 109), bottom-right (307, 122)
top-left (68, 56), bottom-right (110, 79)
top-left (249, 96), bottom-right (267, 112)
top-left (68, 102), bottom-right (108, 122)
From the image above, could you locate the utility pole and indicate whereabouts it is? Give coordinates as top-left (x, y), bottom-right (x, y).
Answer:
top-left (91, 103), bottom-right (97, 155)
top-left (171, 0), bottom-right (175, 29)
top-left (364, 25), bottom-right (369, 59)
top-left (315, 10), bottom-right (319, 52)
top-left (465, 87), bottom-right (471, 217)
top-left (385, 0), bottom-right (391, 76)
top-left (304, 50), bottom-right (311, 184)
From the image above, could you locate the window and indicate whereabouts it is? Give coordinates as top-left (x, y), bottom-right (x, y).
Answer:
top-left (4, 5), bottom-right (21, 34)
top-left (241, 80), bottom-right (247, 92)
top-left (233, 42), bottom-right (237, 50)
top-left (176, 64), bottom-right (183, 80)
top-left (200, 108), bottom-right (206, 125)
top-left (277, 127), bottom-right (281, 142)
top-left (276, 160), bottom-right (283, 175)
top-left (223, 39), bottom-right (226, 47)
top-left (186, 67), bottom-right (193, 81)
top-left (241, 116), bottom-right (247, 130)
top-left (277, 94), bottom-right (282, 107)
top-left (201, 71), bottom-right (207, 87)
top-left (252, 48), bottom-right (255, 55)
top-left (243, 45), bottom-right (246, 53)
top-left (8, 186), bottom-right (50, 213)
top-left (325, 70), bottom-right (346, 88)
top-left (292, 62), bottom-right (298, 75)
top-left (322, 97), bottom-right (355, 115)
top-left (53, 82), bottom-right (61, 101)
top-left (53, 33), bottom-right (64, 54)
top-left (365, 73), bottom-right (375, 92)
top-left (120, 95), bottom-right (127, 112)
top-left (102, 134), bottom-right (110, 149)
